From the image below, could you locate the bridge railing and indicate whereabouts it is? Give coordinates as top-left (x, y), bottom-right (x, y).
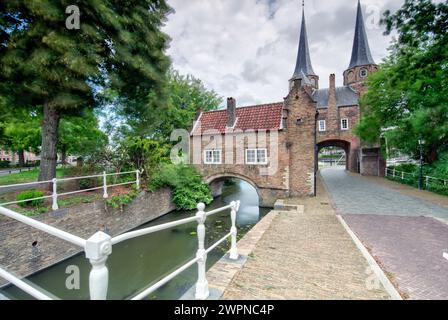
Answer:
top-left (0, 200), bottom-right (241, 300)
top-left (385, 167), bottom-right (448, 189)
top-left (0, 170), bottom-right (142, 210)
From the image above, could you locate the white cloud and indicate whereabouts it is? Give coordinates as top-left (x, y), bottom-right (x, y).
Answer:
top-left (163, 0), bottom-right (402, 107)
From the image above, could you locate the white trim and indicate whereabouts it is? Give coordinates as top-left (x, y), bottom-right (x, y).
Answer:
top-left (190, 112), bottom-right (203, 135)
top-left (341, 118), bottom-right (349, 131)
top-left (318, 120), bottom-right (326, 132)
top-left (204, 149), bottom-right (222, 165)
top-left (245, 149), bottom-right (268, 165)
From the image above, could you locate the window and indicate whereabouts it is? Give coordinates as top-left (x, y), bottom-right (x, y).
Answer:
top-left (318, 120), bottom-right (326, 132)
top-left (341, 118), bottom-right (349, 130)
top-left (246, 149), bottom-right (268, 165)
top-left (360, 68), bottom-right (368, 78)
top-left (204, 150), bottom-right (221, 164)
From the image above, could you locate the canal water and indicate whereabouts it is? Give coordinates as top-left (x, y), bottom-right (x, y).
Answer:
top-left (1, 180), bottom-right (269, 300)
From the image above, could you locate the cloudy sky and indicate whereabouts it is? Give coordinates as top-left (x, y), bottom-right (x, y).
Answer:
top-left (163, 0), bottom-right (403, 107)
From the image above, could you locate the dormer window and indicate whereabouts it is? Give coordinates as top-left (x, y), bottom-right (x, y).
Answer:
top-left (360, 68), bottom-right (368, 78)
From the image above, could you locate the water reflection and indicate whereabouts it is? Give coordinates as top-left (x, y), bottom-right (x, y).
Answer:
top-left (1, 179), bottom-right (269, 300)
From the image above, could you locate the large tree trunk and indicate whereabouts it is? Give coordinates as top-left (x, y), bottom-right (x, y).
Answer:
top-left (17, 149), bottom-right (25, 167)
top-left (38, 104), bottom-right (60, 182)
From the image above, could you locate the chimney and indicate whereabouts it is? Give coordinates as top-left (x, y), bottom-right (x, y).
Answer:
top-left (227, 97), bottom-right (236, 127)
top-left (329, 74), bottom-right (336, 91)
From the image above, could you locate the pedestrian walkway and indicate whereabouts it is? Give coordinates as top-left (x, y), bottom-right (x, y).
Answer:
top-left (321, 167), bottom-right (448, 300)
top-left (220, 178), bottom-right (391, 300)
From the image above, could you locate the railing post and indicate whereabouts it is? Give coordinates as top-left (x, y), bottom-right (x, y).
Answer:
top-left (85, 231), bottom-right (112, 300)
top-left (136, 169), bottom-right (140, 190)
top-left (402, 172), bottom-right (404, 180)
top-left (426, 176), bottom-right (429, 189)
top-left (103, 171), bottom-right (108, 199)
top-left (393, 168), bottom-right (396, 178)
top-left (195, 203), bottom-right (209, 300)
top-left (52, 178), bottom-right (58, 211)
top-left (229, 201), bottom-right (240, 260)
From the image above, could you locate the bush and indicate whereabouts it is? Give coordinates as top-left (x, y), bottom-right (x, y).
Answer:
top-left (105, 188), bottom-right (139, 211)
top-left (150, 164), bottom-right (213, 210)
top-left (16, 190), bottom-right (45, 207)
top-left (0, 160), bottom-right (10, 168)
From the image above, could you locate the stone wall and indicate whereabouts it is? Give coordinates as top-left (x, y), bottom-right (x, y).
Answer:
top-left (0, 188), bottom-right (176, 286)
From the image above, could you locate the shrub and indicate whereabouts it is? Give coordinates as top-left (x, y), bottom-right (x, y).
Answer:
top-left (16, 190), bottom-right (45, 207)
top-left (150, 164), bottom-right (213, 210)
top-left (105, 188), bottom-right (139, 211)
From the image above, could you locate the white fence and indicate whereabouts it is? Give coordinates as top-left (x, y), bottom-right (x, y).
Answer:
top-left (0, 170), bottom-right (142, 209)
top-left (385, 167), bottom-right (448, 189)
top-left (0, 200), bottom-right (241, 300)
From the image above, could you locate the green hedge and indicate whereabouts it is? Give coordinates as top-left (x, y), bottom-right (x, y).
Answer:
top-left (16, 190), bottom-right (45, 207)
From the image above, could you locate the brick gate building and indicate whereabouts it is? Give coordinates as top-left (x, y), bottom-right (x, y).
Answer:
top-left (190, 1), bottom-right (385, 207)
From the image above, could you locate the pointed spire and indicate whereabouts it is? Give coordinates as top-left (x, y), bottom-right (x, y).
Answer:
top-left (348, 0), bottom-right (375, 69)
top-left (291, 1), bottom-right (316, 80)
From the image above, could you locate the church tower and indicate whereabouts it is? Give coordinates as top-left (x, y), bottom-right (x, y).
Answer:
top-left (343, 0), bottom-right (378, 87)
top-left (290, 2), bottom-right (319, 90)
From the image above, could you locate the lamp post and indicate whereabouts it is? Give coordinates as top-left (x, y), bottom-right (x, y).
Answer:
top-left (418, 137), bottom-right (424, 190)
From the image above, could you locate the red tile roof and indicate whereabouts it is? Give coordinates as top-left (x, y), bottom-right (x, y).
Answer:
top-left (191, 102), bottom-right (284, 135)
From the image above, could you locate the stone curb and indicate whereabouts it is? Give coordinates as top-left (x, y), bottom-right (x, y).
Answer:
top-left (336, 215), bottom-right (403, 300)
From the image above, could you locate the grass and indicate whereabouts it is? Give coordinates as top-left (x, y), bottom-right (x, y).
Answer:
top-left (0, 167), bottom-right (68, 185)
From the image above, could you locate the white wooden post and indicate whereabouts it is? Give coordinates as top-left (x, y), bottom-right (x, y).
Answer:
top-left (385, 167), bottom-right (388, 177)
top-left (195, 203), bottom-right (209, 300)
top-left (426, 176), bottom-right (429, 189)
top-left (85, 231), bottom-right (112, 300)
top-left (393, 168), bottom-right (396, 178)
top-left (402, 172), bottom-right (404, 180)
top-left (136, 170), bottom-right (140, 190)
top-left (103, 171), bottom-right (108, 199)
top-left (229, 201), bottom-right (239, 260)
top-left (52, 178), bottom-right (58, 211)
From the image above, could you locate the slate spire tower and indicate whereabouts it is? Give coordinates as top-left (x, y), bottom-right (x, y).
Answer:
top-left (290, 1), bottom-right (319, 89)
top-left (344, 0), bottom-right (378, 86)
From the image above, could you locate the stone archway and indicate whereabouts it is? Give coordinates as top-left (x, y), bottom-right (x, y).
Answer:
top-left (204, 173), bottom-right (279, 208)
top-left (317, 139), bottom-right (359, 173)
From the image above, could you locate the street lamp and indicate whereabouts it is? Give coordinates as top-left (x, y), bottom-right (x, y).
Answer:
top-left (418, 138), bottom-right (425, 190)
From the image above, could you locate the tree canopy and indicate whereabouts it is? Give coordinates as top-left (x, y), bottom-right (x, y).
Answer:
top-left (0, 0), bottom-right (172, 180)
top-left (356, 0), bottom-right (448, 164)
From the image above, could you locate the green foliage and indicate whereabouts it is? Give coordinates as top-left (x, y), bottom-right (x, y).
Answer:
top-left (356, 0), bottom-right (448, 164)
top-left (387, 152), bottom-right (448, 196)
top-left (126, 137), bottom-right (169, 180)
top-left (106, 189), bottom-right (139, 210)
top-left (16, 190), bottom-right (44, 207)
top-left (151, 164), bottom-right (213, 210)
top-left (0, 160), bottom-right (10, 168)
top-left (0, 0), bottom-right (173, 179)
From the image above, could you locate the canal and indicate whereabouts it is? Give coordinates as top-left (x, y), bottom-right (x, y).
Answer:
top-left (0, 179), bottom-right (269, 300)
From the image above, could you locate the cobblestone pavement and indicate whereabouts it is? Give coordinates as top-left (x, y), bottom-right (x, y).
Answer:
top-left (222, 178), bottom-right (390, 300)
top-left (321, 168), bottom-right (448, 300)
top-left (321, 168), bottom-right (448, 219)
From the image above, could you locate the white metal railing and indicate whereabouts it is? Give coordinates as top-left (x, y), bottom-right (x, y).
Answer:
top-left (385, 167), bottom-right (448, 189)
top-left (0, 200), bottom-right (241, 300)
top-left (0, 170), bottom-right (142, 209)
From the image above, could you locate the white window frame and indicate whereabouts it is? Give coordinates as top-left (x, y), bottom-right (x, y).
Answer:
top-left (245, 149), bottom-right (268, 165)
top-left (341, 118), bottom-right (349, 131)
top-left (318, 120), bottom-right (326, 132)
top-left (204, 150), bottom-right (222, 165)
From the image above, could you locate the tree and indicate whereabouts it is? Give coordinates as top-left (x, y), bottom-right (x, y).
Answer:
top-left (2, 111), bottom-right (41, 166)
top-left (58, 110), bottom-right (108, 164)
top-left (356, 0), bottom-right (448, 164)
top-left (0, 0), bottom-right (172, 180)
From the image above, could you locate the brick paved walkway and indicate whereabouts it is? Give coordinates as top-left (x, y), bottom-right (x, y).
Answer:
top-left (222, 178), bottom-right (391, 300)
top-left (321, 168), bottom-right (448, 300)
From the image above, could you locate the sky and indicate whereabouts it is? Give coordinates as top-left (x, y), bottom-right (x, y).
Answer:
top-left (163, 0), bottom-right (404, 108)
